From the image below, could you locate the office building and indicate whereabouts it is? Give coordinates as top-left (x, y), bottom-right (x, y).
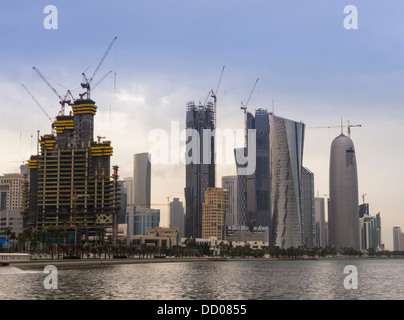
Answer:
top-left (201, 187), bottom-right (229, 240)
top-left (127, 206), bottom-right (160, 236)
top-left (329, 133), bottom-right (360, 251)
top-left (133, 153), bottom-right (151, 208)
top-left (245, 109), bottom-right (271, 236)
top-left (314, 197), bottom-right (326, 248)
top-left (169, 198), bottom-right (185, 238)
top-left (0, 210), bottom-right (23, 237)
top-left (393, 226), bottom-right (402, 251)
top-left (221, 175), bottom-right (238, 235)
top-left (359, 203), bottom-right (369, 218)
top-left (184, 101), bottom-right (215, 239)
top-left (270, 114), bottom-right (305, 248)
top-left (0, 173), bottom-right (26, 211)
top-left (301, 167), bottom-right (315, 249)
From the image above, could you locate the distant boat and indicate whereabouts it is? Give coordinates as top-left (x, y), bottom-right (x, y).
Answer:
top-left (0, 253), bottom-right (31, 266)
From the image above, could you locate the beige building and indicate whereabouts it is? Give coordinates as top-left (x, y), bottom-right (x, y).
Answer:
top-left (202, 188), bottom-right (229, 241)
top-left (128, 227), bottom-right (179, 248)
top-left (0, 173), bottom-right (26, 211)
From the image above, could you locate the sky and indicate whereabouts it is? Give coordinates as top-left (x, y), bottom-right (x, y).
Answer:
top-left (0, 0), bottom-right (403, 250)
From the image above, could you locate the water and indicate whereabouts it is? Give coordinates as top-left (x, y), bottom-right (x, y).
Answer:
top-left (1, 259), bottom-right (404, 300)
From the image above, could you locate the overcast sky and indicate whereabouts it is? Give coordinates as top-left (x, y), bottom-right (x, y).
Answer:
top-left (1, 0), bottom-right (403, 250)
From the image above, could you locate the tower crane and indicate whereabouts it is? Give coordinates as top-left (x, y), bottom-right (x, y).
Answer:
top-left (21, 84), bottom-right (53, 123)
top-left (32, 67), bottom-right (73, 116)
top-left (309, 120), bottom-right (362, 137)
top-left (80, 36), bottom-right (117, 99)
top-left (241, 78), bottom-right (259, 148)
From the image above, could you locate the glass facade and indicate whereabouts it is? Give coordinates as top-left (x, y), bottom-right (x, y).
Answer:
top-left (184, 101), bottom-right (215, 239)
top-left (270, 114), bottom-right (305, 248)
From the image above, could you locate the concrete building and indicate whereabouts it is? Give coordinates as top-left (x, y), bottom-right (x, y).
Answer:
top-left (0, 173), bottom-right (26, 211)
top-left (133, 153), bottom-right (151, 208)
top-left (184, 101), bottom-right (216, 239)
top-left (301, 167), bottom-right (315, 249)
top-left (329, 133), bottom-right (360, 251)
top-left (169, 198), bottom-right (185, 238)
top-left (201, 188), bottom-right (229, 240)
top-left (0, 210), bottom-right (23, 237)
top-left (22, 98), bottom-right (119, 240)
top-left (270, 114), bottom-right (305, 248)
top-left (221, 175), bottom-right (238, 235)
top-left (146, 227), bottom-right (180, 247)
top-left (127, 206), bottom-right (160, 236)
top-left (393, 226), bottom-right (402, 251)
top-left (314, 197), bottom-right (326, 248)
top-left (360, 212), bottom-right (382, 251)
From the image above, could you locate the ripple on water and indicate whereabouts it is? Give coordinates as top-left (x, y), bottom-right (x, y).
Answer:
top-left (1, 259), bottom-right (404, 300)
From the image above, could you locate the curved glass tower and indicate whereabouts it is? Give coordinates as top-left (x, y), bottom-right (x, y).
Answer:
top-left (329, 134), bottom-right (360, 251)
top-left (270, 114), bottom-right (305, 248)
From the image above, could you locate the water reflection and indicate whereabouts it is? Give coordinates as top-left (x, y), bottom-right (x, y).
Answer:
top-left (1, 259), bottom-right (404, 300)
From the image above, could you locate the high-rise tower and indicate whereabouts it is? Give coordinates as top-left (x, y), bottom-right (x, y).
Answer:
top-left (270, 114), bottom-right (305, 248)
top-left (22, 98), bottom-right (119, 242)
top-left (133, 153), bottom-right (151, 208)
top-left (329, 133), bottom-right (360, 251)
top-left (184, 101), bottom-right (215, 239)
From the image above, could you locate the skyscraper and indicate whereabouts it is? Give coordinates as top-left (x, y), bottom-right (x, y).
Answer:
top-left (301, 167), bottom-right (315, 249)
top-left (133, 153), bottom-right (151, 208)
top-left (184, 101), bottom-right (215, 239)
top-left (270, 114), bottom-right (305, 248)
top-left (245, 109), bottom-right (271, 236)
top-left (221, 175), bottom-right (238, 235)
top-left (329, 133), bottom-right (360, 251)
top-left (314, 197), bottom-right (326, 248)
top-left (169, 197), bottom-right (185, 239)
top-left (393, 226), bottom-right (401, 251)
top-left (22, 98), bottom-right (119, 240)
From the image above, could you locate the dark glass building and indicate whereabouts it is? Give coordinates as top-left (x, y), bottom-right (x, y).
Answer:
top-left (184, 101), bottom-right (215, 239)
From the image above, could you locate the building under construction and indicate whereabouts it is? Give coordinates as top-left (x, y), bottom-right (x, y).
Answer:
top-left (22, 98), bottom-right (120, 242)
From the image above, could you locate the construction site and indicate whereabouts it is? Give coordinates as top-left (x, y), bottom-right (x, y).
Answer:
top-left (21, 37), bottom-right (121, 244)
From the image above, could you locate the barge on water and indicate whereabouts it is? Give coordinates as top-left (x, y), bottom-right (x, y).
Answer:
top-left (0, 253), bottom-right (31, 266)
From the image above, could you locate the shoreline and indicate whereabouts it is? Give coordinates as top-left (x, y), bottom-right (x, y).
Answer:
top-left (8, 256), bottom-right (404, 270)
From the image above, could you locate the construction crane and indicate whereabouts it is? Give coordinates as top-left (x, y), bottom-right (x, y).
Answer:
top-left (309, 120), bottom-right (362, 137)
top-left (362, 193), bottom-right (367, 204)
top-left (80, 36), bottom-right (118, 99)
top-left (241, 78), bottom-right (259, 147)
top-left (32, 67), bottom-right (73, 116)
top-left (79, 70), bottom-right (113, 99)
top-left (21, 84), bottom-right (53, 123)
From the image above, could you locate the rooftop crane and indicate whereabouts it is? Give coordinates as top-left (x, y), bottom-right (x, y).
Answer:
top-left (309, 120), bottom-right (362, 137)
top-left (32, 67), bottom-right (73, 116)
top-left (21, 84), bottom-right (53, 123)
top-left (79, 70), bottom-right (113, 99)
top-left (80, 36), bottom-right (118, 99)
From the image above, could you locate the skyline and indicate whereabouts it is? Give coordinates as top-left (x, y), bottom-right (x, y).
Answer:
top-left (0, 1), bottom-right (403, 249)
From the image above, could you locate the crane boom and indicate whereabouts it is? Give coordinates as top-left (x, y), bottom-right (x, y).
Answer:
top-left (32, 67), bottom-right (72, 115)
top-left (89, 36), bottom-right (117, 84)
top-left (80, 36), bottom-right (118, 99)
top-left (33, 67), bottom-right (63, 101)
top-left (309, 121), bottom-right (361, 137)
top-left (21, 84), bottom-right (53, 123)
